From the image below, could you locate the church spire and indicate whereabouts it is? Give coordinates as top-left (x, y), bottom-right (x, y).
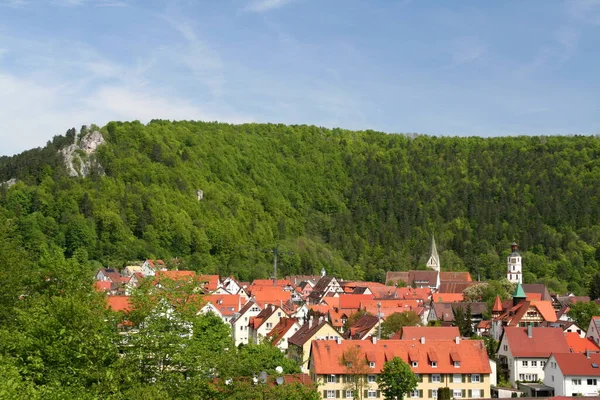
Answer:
top-left (426, 234), bottom-right (440, 272)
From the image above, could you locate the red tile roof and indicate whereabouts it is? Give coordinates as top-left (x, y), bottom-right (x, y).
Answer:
top-left (492, 295), bottom-right (503, 312)
top-left (503, 327), bottom-right (570, 357)
top-left (553, 352), bottom-right (600, 376)
top-left (202, 294), bottom-right (241, 316)
top-left (565, 332), bottom-right (600, 353)
top-left (311, 338), bottom-right (491, 375)
top-left (399, 326), bottom-right (460, 341)
top-left (267, 317), bottom-right (299, 344)
top-left (197, 274), bottom-right (220, 291)
top-left (106, 295), bottom-right (132, 312)
top-left (432, 293), bottom-right (464, 303)
top-left (338, 294), bottom-right (376, 310)
top-left (94, 281), bottom-right (112, 292)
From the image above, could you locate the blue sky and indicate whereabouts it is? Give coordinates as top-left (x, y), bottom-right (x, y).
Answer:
top-left (1, 0), bottom-right (599, 156)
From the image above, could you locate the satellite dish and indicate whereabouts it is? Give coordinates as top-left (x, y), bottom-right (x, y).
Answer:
top-left (259, 371), bottom-right (268, 384)
top-left (252, 376), bottom-right (258, 384)
top-left (276, 376), bottom-right (285, 385)
top-left (275, 366), bottom-right (283, 374)
top-left (225, 379), bottom-right (232, 386)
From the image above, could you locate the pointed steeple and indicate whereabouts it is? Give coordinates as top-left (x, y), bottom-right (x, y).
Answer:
top-left (492, 295), bottom-right (503, 313)
top-left (426, 234), bottom-right (440, 272)
top-left (512, 282), bottom-right (526, 306)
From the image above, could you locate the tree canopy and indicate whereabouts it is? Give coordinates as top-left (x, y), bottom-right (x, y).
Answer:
top-left (1, 122), bottom-right (600, 291)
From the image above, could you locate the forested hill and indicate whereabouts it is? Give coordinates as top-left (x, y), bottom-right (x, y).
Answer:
top-left (1, 120), bottom-right (599, 294)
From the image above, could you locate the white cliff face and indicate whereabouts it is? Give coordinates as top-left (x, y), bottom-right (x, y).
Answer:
top-left (60, 130), bottom-right (106, 177)
top-left (1, 178), bottom-right (17, 188)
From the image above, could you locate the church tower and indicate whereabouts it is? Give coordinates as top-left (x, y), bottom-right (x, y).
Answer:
top-left (507, 242), bottom-right (522, 284)
top-left (426, 234), bottom-right (440, 272)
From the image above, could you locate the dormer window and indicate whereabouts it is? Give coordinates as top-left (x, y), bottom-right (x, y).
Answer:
top-left (431, 361), bottom-right (438, 368)
top-left (369, 361), bottom-right (375, 368)
top-left (454, 361), bottom-right (460, 368)
top-left (412, 361), bottom-right (418, 367)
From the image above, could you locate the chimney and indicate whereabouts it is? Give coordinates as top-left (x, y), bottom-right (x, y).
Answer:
top-left (372, 336), bottom-right (377, 345)
top-left (420, 337), bottom-right (425, 344)
top-left (586, 350), bottom-right (590, 359)
top-left (308, 316), bottom-right (313, 329)
top-left (527, 325), bottom-right (533, 338)
top-left (337, 336), bottom-right (342, 345)
top-left (455, 336), bottom-right (460, 344)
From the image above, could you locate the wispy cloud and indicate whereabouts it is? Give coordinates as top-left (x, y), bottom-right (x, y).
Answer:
top-left (517, 25), bottom-right (580, 77)
top-left (444, 36), bottom-right (487, 69)
top-left (245, 0), bottom-right (293, 13)
top-left (566, 0), bottom-right (600, 25)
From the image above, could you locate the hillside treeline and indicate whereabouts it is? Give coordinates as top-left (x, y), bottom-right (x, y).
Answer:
top-left (1, 120), bottom-right (599, 294)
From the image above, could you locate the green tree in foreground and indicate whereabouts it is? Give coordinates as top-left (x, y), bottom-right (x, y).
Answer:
top-left (568, 301), bottom-right (600, 330)
top-left (377, 357), bottom-right (418, 400)
top-left (380, 311), bottom-right (421, 339)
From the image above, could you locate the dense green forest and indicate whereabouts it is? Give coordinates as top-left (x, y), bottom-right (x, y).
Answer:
top-left (1, 121), bottom-right (600, 294)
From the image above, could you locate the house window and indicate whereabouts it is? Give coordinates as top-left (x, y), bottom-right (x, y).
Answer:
top-left (345, 390), bottom-right (354, 398)
top-left (551, 362), bottom-right (556, 369)
top-left (432, 389), bottom-right (438, 399)
top-left (369, 361), bottom-right (376, 368)
top-left (368, 375), bottom-right (376, 383)
top-left (431, 361), bottom-right (438, 368)
top-left (587, 379), bottom-right (598, 385)
top-left (453, 390), bottom-right (463, 398)
top-left (327, 374), bottom-right (337, 383)
top-left (531, 361), bottom-right (537, 367)
top-left (504, 345), bottom-right (508, 351)
top-left (326, 390), bottom-right (336, 398)
top-left (471, 374), bottom-right (481, 383)
top-left (519, 374), bottom-right (537, 381)
top-left (367, 389), bottom-right (378, 398)
top-left (412, 361), bottom-right (418, 367)
top-left (266, 323), bottom-right (273, 329)
top-left (277, 312), bottom-right (281, 317)
top-left (471, 389), bottom-right (482, 398)
top-left (409, 390), bottom-right (420, 398)
top-left (432, 374), bottom-right (441, 383)
top-left (551, 376), bottom-right (555, 382)
top-left (453, 374), bottom-right (462, 383)
top-left (454, 361), bottom-right (461, 367)
top-left (522, 361), bottom-right (528, 367)
top-left (573, 379), bottom-right (581, 385)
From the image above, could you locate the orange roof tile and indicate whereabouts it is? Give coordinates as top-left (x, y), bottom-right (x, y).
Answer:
top-left (338, 294), bottom-right (376, 309)
top-left (106, 296), bottom-right (132, 312)
top-left (565, 332), bottom-right (600, 353)
top-left (311, 338), bottom-right (491, 375)
top-left (531, 300), bottom-right (557, 322)
top-left (400, 326), bottom-right (460, 341)
top-left (432, 293), bottom-right (464, 303)
top-left (526, 293), bottom-right (542, 301)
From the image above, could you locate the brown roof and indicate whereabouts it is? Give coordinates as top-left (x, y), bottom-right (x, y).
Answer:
top-left (432, 303), bottom-right (455, 322)
top-left (503, 327), bottom-right (570, 357)
top-left (438, 281), bottom-right (478, 293)
top-left (385, 271), bottom-right (438, 287)
top-left (522, 284), bottom-right (552, 301)
top-left (451, 302), bottom-right (488, 316)
top-left (553, 352), bottom-right (600, 376)
top-left (439, 272), bottom-right (472, 282)
top-left (345, 314), bottom-right (379, 340)
top-left (288, 318), bottom-right (334, 346)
